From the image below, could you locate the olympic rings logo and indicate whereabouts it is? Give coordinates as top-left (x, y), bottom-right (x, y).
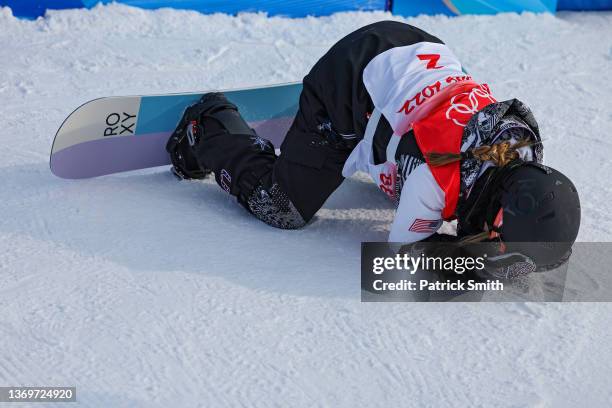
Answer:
top-left (445, 85), bottom-right (496, 127)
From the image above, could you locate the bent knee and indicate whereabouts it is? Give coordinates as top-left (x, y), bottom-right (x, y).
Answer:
top-left (246, 183), bottom-right (307, 230)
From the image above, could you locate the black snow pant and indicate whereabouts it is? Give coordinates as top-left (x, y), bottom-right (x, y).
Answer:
top-left (193, 21), bottom-right (441, 228)
top-left (193, 79), bottom-right (357, 229)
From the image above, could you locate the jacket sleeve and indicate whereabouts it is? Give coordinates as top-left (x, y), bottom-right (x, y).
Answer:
top-left (388, 163), bottom-right (445, 243)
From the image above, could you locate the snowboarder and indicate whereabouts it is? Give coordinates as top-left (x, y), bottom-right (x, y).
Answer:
top-left (166, 21), bottom-right (580, 274)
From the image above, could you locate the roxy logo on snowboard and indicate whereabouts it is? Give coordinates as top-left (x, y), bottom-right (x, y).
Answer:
top-left (104, 112), bottom-right (137, 137)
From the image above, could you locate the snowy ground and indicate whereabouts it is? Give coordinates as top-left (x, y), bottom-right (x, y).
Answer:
top-left (1, 4), bottom-right (612, 407)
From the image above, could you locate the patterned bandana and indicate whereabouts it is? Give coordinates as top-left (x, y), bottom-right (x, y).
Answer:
top-left (458, 99), bottom-right (544, 206)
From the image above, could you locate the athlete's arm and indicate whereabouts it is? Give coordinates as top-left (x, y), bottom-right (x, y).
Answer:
top-left (388, 163), bottom-right (445, 242)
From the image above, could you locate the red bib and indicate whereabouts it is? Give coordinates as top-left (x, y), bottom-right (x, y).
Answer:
top-left (412, 83), bottom-right (496, 220)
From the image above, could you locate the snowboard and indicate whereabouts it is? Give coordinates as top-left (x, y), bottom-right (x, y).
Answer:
top-left (50, 82), bottom-right (302, 179)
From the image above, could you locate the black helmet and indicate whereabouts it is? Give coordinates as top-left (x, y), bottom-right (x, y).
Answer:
top-left (460, 160), bottom-right (581, 270)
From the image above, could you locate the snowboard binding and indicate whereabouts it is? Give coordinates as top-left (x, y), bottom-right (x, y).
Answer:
top-left (166, 92), bottom-right (256, 180)
top-left (166, 102), bottom-right (212, 180)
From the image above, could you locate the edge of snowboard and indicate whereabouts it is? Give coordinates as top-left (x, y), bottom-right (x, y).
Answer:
top-left (50, 81), bottom-right (301, 179)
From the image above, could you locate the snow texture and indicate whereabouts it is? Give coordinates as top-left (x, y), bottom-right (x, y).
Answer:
top-left (1, 4), bottom-right (612, 407)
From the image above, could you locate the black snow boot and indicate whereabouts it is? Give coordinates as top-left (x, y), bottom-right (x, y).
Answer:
top-left (166, 93), bottom-right (258, 179)
top-left (166, 98), bottom-right (213, 180)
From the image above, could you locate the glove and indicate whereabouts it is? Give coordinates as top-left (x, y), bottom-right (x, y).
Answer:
top-left (475, 252), bottom-right (537, 280)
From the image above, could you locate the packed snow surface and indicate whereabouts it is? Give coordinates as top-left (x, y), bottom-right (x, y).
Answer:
top-left (1, 4), bottom-right (612, 407)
